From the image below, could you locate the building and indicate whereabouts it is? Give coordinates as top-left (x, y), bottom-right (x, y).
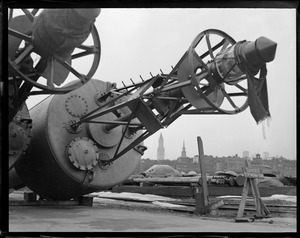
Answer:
top-left (176, 141), bottom-right (192, 164)
top-left (262, 152), bottom-right (269, 160)
top-left (242, 151), bottom-right (250, 158)
top-left (157, 133), bottom-right (165, 160)
top-left (181, 140), bottom-right (187, 157)
top-left (134, 154), bottom-right (296, 177)
top-left (175, 141), bottom-right (197, 173)
top-left (193, 155), bottom-right (199, 163)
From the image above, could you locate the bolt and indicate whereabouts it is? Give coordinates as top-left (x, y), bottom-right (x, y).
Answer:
top-left (84, 150), bottom-right (89, 154)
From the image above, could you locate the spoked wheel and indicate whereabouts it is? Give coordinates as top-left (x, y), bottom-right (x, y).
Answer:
top-left (178, 29), bottom-right (249, 114)
top-left (8, 8), bottom-right (101, 95)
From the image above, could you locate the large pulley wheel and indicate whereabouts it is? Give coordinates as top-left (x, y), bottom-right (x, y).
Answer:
top-left (178, 29), bottom-right (248, 114)
top-left (8, 8), bottom-right (101, 94)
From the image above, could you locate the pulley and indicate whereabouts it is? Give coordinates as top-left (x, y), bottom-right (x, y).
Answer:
top-left (87, 112), bottom-right (123, 148)
top-left (178, 29), bottom-right (248, 114)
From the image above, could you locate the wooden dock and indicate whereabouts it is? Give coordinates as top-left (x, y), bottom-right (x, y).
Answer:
top-left (112, 185), bottom-right (296, 198)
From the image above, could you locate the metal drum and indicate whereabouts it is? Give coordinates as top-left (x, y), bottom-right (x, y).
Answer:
top-left (15, 79), bottom-right (143, 200)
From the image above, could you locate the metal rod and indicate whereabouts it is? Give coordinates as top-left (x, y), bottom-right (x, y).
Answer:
top-left (103, 113), bottom-right (134, 132)
top-left (205, 32), bottom-right (214, 59)
top-left (79, 98), bottom-right (135, 124)
top-left (220, 87), bottom-right (238, 109)
top-left (79, 85), bottom-right (137, 122)
top-left (22, 8), bottom-right (35, 22)
top-left (222, 62), bottom-right (237, 80)
top-left (106, 130), bottom-right (152, 165)
top-left (200, 38), bottom-right (226, 59)
top-left (71, 49), bottom-right (94, 60)
top-left (234, 82), bottom-right (247, 92)
top-left (142, 95), bottom-right (188, 101)
top-left (55, 58), bottom-right (86, 83)
top-left (8, 28), bottom-right (32, 42)
top-left (14, 45), bottom-right (34, 65)
top-left (113, 104), bottom-right (138, 159)
top-left (87, 119), bottom-right (141, 127)
top-left (156, 51), bottom-right (188, 91)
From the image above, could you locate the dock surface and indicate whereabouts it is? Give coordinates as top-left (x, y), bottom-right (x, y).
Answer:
top-left (8, 191), bottom-right (296, 233)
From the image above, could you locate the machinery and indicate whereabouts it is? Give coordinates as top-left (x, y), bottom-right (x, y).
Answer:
top-left (8, 9), bottom-right (277, 200)
top-left (8, 8), bottom-right (101, 170)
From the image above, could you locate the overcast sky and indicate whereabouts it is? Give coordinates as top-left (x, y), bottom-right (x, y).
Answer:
top-left (26, 8), bottom-right (296, 160)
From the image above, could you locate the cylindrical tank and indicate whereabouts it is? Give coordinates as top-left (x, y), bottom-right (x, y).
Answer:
top-left (15, 79), bottom-right (143, 200)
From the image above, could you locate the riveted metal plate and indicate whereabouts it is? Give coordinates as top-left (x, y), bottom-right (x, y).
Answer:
top-left (65, 94), bottom-right (88, 117)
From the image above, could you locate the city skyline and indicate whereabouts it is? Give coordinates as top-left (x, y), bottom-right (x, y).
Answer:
top-left (147, 133), bottom-right (290, 161)
top-left (157, 133), bottom-right (165, 160)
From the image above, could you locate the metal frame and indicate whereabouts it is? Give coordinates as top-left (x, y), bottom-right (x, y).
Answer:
top-left (72, 29), bottom-right (252, 164)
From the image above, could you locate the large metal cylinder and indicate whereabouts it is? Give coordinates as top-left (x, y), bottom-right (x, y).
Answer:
top-left (15, 79), bottom-right (143, 200)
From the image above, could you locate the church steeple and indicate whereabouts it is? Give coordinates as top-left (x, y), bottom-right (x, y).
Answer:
top-left (157, 133), bottom-right (165, 160)
top-left (181, 140), bottom-right (187, 157)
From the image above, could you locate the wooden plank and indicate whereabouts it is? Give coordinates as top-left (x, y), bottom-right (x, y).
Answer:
top-left (259, 197), bottom-right (270, 215)
top-left (197, 136), bottom-right (209, 206)
top-left (249, 178), bottom-right (261, 216)
top-left (236, 160), bottom-right (272, 220)
top-left (112, 185), bottom-right (194, 197)
top-left (235, 217), bottom-right (254, 222)
top-left (237, 161), bottom-right (257, 219)
top-left (237, 179), bottom-right (250, 218)
top-left (224, 200), bottom-right (296, 208)
top-left (165, 206), bottom-right (195, 213)
top-left (220, 205), bottom-right (296, 214)
top-left (113, 185), bottom-right (296, 197)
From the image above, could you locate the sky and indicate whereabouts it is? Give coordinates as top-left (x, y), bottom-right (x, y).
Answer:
top-left (24, 8), bottom-right (296, 160)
